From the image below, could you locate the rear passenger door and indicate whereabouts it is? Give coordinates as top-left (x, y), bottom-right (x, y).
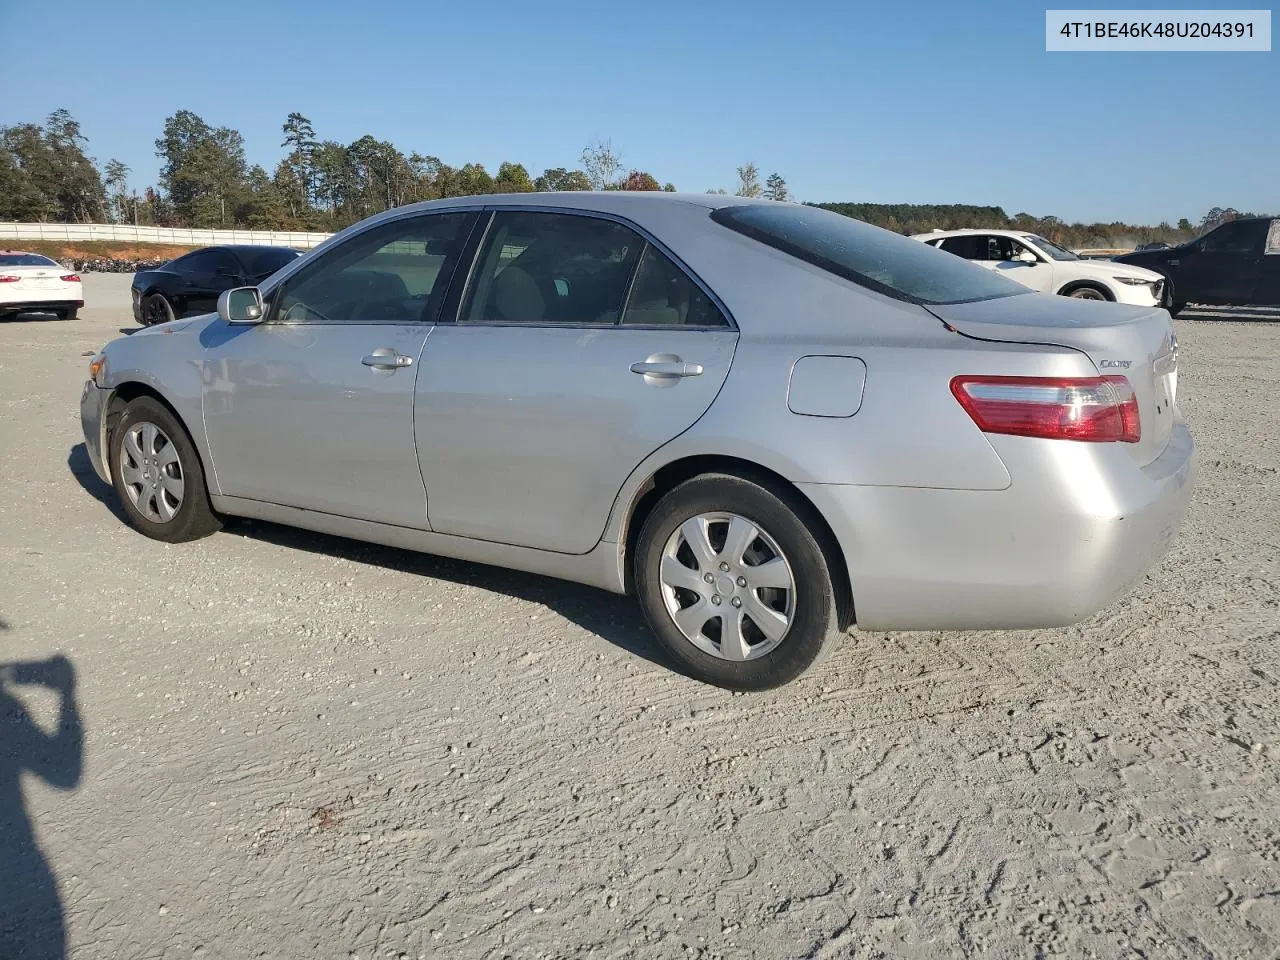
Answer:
top-left (414, 208), bottom-right (739, 554)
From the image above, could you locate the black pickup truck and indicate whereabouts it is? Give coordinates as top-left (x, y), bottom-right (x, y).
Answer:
top-left (1113, 216), bottom-right (1280, 314)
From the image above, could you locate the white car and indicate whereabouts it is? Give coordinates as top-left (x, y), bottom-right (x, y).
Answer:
top-left (912, 229), bottom-right (1168, 307)
top-left (0, 251), bottom-right (84, 321)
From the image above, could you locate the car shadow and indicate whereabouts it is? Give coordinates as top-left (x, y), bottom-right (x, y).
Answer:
top-left (67, 445), bottom-right (129, 524)
top-left (0, 639), bottom-right (84, 960)
top-left (65, 444), bottom-right (668, 670)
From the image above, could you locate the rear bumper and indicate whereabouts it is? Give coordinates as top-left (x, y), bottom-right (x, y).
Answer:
top-left (802, 420), bottom-right (1195, 631)
top-left (0, 298), bottom-right (83, 315)
top-left (80, 380), bottom-right (112, 485)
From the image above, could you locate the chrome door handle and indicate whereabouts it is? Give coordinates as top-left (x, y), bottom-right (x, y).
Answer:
top-left (362, 351), bottom-right (413, 370)
top-left (629, 360), bottom-right (703, 378)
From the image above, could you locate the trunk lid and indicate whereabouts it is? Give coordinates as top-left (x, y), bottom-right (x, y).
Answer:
top-left (3, 265), bottom-right (66, 289)
top-left (928, 292), bottom-right (1178, 467)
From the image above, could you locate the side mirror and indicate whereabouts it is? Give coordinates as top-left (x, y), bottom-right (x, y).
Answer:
top-left (1015, 250), bottom-right (1038, 264)
top-left (218, 286), bottom-right (265, 324)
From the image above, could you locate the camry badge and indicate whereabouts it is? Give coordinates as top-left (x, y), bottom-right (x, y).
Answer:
top-left (1100, 359), bottom-right (1132, 368)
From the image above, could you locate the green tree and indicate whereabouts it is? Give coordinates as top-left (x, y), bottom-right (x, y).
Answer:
top-left (662, 182), bottom-right (676, 192)
top-left (103, 158), bottom-right (133, 224)
top-left (764, 172), bottom-right (788, 201)
top-left (155, 110), bottom-right (249, 226)
top-left (1176, 217), bottom-right (1193, 232)
top-left (279, 112), bottom-right (318, 217)
top-left (494, 161), bottom-right (534, 192)
top-left (535, 167), bottom-right (592, 191)
top-left (735, 163), bottom-right (762, 198)
top-left (0, 110), bottom-right (106, 222)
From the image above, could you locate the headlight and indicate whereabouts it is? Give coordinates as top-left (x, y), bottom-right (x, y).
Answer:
top-left (1114, 276), bottom-right (1156, 286)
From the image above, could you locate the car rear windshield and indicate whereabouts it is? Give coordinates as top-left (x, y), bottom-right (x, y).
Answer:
top-left (0, 253), bottom-right (58, 267)
top-left (710, 204), bottom-right (1029, 305)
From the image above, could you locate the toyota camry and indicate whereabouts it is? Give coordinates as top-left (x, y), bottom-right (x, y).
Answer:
top-left (80, 193), bottom-right (1194, 690)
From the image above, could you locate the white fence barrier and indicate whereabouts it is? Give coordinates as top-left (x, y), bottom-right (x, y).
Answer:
top-left (0, 222), bottom-right (332, 249)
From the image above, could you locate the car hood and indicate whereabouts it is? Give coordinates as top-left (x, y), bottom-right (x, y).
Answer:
top-left (1067, 258), bottom-right (1165, 282)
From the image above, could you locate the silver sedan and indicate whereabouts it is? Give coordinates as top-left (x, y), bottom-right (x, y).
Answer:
top-left (80, 194), bottom-right (1195, 690)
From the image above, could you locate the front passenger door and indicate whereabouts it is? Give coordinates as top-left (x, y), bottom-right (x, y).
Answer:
top-left (415, 209), bottom-right (739, 554)
top-left (202, 211), bottom-right (475, 527)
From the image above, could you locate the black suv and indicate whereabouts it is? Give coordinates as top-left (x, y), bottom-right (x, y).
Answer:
top-left (1114, 216), bottom-right (1279, 314)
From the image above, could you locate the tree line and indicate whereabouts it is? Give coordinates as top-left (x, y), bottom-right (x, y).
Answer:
top-left (0, 108), bottom-right (1266, 249)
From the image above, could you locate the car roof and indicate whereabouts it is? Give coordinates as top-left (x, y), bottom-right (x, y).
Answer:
top-left (0, 249), bottom-right (52, 256)
top-left (380, 191), bottom-right (774, 217)
top-left (911, 228), bottom-right (1029, 240)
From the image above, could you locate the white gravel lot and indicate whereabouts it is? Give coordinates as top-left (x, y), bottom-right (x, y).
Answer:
top-left (1, 273), bottom-right (1277, 960)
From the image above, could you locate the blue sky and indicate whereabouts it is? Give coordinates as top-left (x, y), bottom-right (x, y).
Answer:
top-left (2, 0), bottom-right (1275, 224)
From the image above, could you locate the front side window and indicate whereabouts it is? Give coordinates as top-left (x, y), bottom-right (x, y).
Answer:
top-left (461, 211), bottom-right (642, 325)
top-left (273, 213), bottom-right (469, 324)
top-left (1023, 235), bottom-right (1079, 262)
top-left (621, 244), bottom-right (728, 327)
top-left (713, 205), bottom-right (1028, 305)
top-left (1201, 220), bottom-right (1267, 255)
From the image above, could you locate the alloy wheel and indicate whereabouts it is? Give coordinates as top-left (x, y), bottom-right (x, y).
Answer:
top-left (658, 512), bottom-right (796, 661)
top-left (119, 421), bottom-right (185, 522)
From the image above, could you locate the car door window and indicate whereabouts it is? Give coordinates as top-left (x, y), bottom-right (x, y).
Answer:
top-left (1201, 220), bottom-right (1267, 255)
top-left (176, 251), bottom-right (218, 275)
top-left (1264, 220), bottom-right (1280, 256)
top-left (461, 211), bottom-right (642, 325)
top-left (621, 243), bottom-right (728, 327)
top-left (939, 235), bottom-right (984, 260)
top-left (208, 250), bottom-right (242, 278)
top-left (273, 213), bottom-right (470, 324)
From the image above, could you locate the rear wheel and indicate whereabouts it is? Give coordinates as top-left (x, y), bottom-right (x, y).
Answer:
top-left (633, 474), bottom-right (839, 691)
top-left (142, 293), bottom-right (175, 326)
top-left (109, 396), bottom-right (221, 543)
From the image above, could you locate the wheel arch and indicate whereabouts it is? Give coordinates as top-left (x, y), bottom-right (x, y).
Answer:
top-left (103, 381), bottom-right (215, 492)
top-left (620, 454), bottom-right (855, 631)
top-left (1056, 279), bottom-right (1115, 300)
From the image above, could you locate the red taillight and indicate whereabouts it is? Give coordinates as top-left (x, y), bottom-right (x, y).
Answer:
top-left (61, 274), bottom-right (81, 283)
top-left (950, 375), bottom-right (1141, 444)
top-left (0, 275), bottom-right (19, 283)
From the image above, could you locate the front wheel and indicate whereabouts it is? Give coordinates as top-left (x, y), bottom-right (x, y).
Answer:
top-left (141, 293), bottom-right (175, 326)
top-left (1065, 285), bottom-right (1108, 301)
top-left (633, 474), bottom-right (839, 691)
top-left (109, 396), bottom-right (221, 543)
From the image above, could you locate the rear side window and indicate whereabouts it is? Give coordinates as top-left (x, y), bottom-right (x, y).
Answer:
top-left (622, 244), bottom-right (728, 327)
top-left (242, 248), bottom-right (300, 277)
top-left (0, 253), bottom-right (58, 267)
top-left (461, 211), bottom-right (642, 325)
top-left (711, 205), bottom-right (1028, 305)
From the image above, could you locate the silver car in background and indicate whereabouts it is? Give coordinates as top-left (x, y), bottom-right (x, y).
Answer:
top-left (80, 193), bottom-right (1194, 690)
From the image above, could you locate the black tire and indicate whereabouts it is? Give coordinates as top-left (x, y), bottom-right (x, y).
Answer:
top-left (57, 308), bottom-right (77, 321)
top-left (1062, 283), bottom-right (1110, 301)
top-left (633, 473), bottom-right (839, 691)
top-left (141, 293), bottom-right (175, 326)
top-left (109, 396), bottom-right (221, 543)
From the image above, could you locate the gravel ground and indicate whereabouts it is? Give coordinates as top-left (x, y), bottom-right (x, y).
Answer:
top-left (1, 274), bottom-right (1277, 960)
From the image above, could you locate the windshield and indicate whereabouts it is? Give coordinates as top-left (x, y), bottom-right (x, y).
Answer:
top-left (0, 253), bottom-right (58, 267)
top-left (1023, 235), bottom-right (1079, 261)
top-left (711, 205), bottom-right (1028, 305)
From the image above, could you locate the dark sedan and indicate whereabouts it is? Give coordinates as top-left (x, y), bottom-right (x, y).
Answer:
top-left (131, 245), bottom-right (303, 325)
top-left (1114, 216), bottom-right (1280, 314)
